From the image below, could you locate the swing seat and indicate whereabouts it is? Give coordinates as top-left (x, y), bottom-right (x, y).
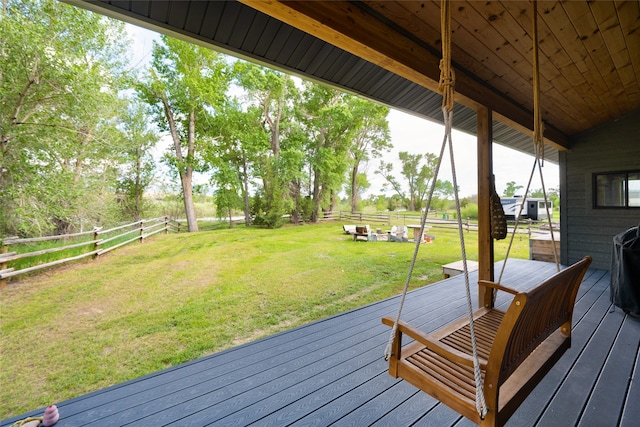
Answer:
top-left (382, 256), bottom-right (592, 427)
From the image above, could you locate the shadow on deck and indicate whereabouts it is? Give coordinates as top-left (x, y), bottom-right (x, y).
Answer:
top-left (3, 259), bottom-right (638, 426)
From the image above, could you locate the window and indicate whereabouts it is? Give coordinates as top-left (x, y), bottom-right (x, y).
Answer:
top-left (594, 171), bottom-right (640, 208)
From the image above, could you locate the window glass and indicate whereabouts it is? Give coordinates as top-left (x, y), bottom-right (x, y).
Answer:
top-left (629, 173), bottom-right (640, 207)
top-left (596, 173), bottom-right (625, 207)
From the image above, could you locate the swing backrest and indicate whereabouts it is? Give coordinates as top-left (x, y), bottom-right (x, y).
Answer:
top-left (486, 256), bottom-right (592, 393)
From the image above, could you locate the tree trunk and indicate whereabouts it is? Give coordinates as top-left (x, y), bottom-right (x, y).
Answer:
top-left (227, 206), bottom-right (233, 229)
top-left (181, 169), bottom-right (198, 232)
top-left (134, 147), bottom-right (142, 220)
top-left (240, 151), bottom-right (251, 226)
top-left (290, 180), bottom-right (301, 224)
top-left (311, 166), bottom-right (321, 223)
top-left (350, 163), bottom-right (359, 213)
top-left (162, 95), bottom-right (198, 232)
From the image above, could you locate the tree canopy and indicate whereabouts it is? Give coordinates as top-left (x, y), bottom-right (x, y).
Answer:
top-left (1, 2), bottom-right (474, 237)
top-left (1, 0), bottom-right (136, 235)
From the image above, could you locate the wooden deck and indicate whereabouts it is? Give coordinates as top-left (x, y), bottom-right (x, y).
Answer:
top-left (3, 259), bottom-right (638, 426)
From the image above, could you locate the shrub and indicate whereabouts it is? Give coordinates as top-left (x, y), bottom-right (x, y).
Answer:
top-left (461, 203), bottom-right (478, 220)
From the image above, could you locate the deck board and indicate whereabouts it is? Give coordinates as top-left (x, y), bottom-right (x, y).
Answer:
top-left (2, 259), bottom-right (638, 427)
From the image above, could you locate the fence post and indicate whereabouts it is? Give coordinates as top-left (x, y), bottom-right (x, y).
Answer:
top-left (164, 216), bottom-right (169, 234)
top-left (528, 218), bottom-right (532, 238)
top-left (1, 241), bottom-right (7, 289)
top-left (139, 220), bottom-right (144, 242)
top-left (94, 228), bottom-right (101, 258)
top-left (466, 217), bottom-right (470, 233)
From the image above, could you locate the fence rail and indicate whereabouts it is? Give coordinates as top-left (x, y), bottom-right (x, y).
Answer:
top-left (320, 210), bottom-right (547, 235)
top-left (0, 217), bottom-right (178, 287)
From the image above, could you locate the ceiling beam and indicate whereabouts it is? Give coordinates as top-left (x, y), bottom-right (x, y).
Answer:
top-left (241, 0), bottom-right (569, 150)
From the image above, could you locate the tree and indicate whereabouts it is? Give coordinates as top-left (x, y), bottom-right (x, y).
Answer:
top-left (137, 35), bottom-right (230, 232)
top-left (117, 102), bottom-right (158, 220)
top-left (503, 181), bottom-right (523, 197)
top-left (433, 179), bottom-right (455, 211)
top-left (346, 98), bottom-right (391, 213)
top-left (205, 101), bottom-right (268, 226)
top-left (0, 0), bottom-right (131, 236)
top-left (344, 173), bottom-right (371, 211)
top-left (377, 152), bottom-right (439, 211)
top-left (298, 83), bottom-right (352, 222)
top-left (233, 61), bottom-right (300, 225)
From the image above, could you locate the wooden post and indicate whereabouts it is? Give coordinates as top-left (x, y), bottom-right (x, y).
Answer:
top-left (477, 107), bottom-right (495, 308)
top-left (1, 241), bottom-right (7, 289)
top-left (93, 228), bottom-right (100, 258)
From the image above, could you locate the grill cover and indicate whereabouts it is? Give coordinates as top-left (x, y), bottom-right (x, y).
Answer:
top-left (610, 226), bottom-right (640, 315)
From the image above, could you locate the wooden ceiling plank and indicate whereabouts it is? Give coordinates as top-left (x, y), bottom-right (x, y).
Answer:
top-left (615, 0), bottom-right (640, 97)
top-left (434, 0), bottom-right (601, 139)
top-left (537, 3), bottom-right (590, 74)
top-left (396, 0), bottom-right (571, 150)
top-left (241, 0), bottom-right (569, 147)
top-left (591, 2), bottom-right (640, 111)
top-left (498, 1), bottom-right (596, 133)
top-left (367, 1), bottom-right (575, 145)
top-left (366, 1), bottom-right (526, 98)
top-left (536, 2), bottom-right (609, 120)
top-left (447, 2), bottom-right (538, 101)
top-left (372, 0), bottom-right (546, 120)
top-left (589, 1), bottom-right (633, 112)
top-left (447, 3), bottom-right (571, 129)
top-left (562, 1), bottom-right (625, 118)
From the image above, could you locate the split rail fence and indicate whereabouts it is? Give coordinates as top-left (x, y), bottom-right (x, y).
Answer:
top-left (0, 217), bottom-right (178, 287)
top-left (320, 210), bottom-right (547, 235)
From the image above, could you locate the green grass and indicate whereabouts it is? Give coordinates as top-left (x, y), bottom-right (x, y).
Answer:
top-left (0, 221), bottom-right (530, 419)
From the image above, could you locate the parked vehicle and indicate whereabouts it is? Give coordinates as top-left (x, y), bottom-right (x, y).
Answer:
top-left (500, 197), bottom-right (552, 220)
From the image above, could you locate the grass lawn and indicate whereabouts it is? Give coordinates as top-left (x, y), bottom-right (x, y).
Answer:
top-left (0, 221), bottom-right (530, 419)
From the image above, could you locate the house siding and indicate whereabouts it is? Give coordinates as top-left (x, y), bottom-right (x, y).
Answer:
top-left (560, 109), bottom-right (640, 270)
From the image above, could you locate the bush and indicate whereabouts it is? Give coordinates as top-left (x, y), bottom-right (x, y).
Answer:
top-left (461, 203), bottom-right (478, 220)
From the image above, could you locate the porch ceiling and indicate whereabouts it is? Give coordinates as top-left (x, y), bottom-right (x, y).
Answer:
top-left (69, 1), bottom-right (640, 163)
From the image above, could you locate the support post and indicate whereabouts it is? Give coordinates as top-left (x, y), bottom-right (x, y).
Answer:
top-left (477, 107), bottom-right (495, 308)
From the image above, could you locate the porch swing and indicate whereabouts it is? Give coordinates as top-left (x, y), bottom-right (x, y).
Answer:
top-left (381, 2), bottom-right (592, 426)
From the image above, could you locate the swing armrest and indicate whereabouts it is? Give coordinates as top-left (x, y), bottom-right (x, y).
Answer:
top-left (382, 316), bottom-right (487, 369)
top-left (478, 280), bottom-right (519, 295)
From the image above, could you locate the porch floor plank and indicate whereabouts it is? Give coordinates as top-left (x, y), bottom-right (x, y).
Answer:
top-left (2, 259), bottom-right (637, 427)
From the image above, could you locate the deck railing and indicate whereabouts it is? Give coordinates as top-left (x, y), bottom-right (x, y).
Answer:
top-left (0, 217), bottom-right (178, 287)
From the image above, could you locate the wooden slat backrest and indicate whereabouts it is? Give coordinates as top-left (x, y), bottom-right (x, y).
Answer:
top-left (487, 256), bottom-right (592, 388)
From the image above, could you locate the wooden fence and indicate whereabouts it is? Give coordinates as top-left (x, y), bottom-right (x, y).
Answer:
top-left (320, 210), bottom-right (545, 235)
top-left (0, 217), bottom-right (178, 287)
top-left (319, 210), bottom-right (476, 230)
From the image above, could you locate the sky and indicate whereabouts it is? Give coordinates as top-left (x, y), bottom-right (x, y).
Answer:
top-left (125, 24), bottom-right (559, 198)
